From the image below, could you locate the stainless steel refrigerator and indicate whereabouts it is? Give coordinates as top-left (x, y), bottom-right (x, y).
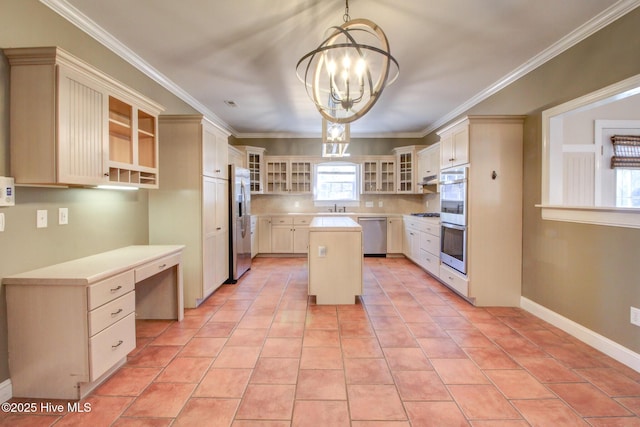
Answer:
top-left (228, 165), bottom-right (251, 283)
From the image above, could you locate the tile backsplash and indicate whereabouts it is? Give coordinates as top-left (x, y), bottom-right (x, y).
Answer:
top-left (251, 193), bottom-right (439, 215)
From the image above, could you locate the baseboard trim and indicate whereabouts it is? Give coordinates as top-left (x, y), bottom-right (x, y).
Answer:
top-left (0, 379), bottom-right (12, 403)
top-left (521, 297), bottom-right (640, 373)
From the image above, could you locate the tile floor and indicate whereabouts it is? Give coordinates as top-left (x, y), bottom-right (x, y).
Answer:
top-left (2, 256), bottom-right (640, 426)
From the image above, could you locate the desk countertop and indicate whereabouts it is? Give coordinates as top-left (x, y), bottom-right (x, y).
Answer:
top-left (2, 245), bottom-right (185, 286)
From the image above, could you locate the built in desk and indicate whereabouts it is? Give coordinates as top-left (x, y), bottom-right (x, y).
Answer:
top-left (2, 245), bottom-right (185, 399)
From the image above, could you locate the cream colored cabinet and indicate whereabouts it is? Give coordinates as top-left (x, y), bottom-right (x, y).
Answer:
top-left (439, 122), bottom-right (469, 169)
top-left (149, 115), bottom-right (230, 307)
top-left (228, 145), bottom-right (245, 168)
top-left (402, 218), bottom-right (421, 262)
top-left (265, 157), bottom-right (313, 193)
top-left (203, 123), bottom-right (229, 179)
top-left (393, 146), bottom-right (426, 193)
top-left (265, 215), bottom-right (312, 253)
top-left (417, 143), bottom-right (440, 181)
top-left (258, 217), bottom-right (272, 253)
top-left (250, 216), bottom-right (258, 258)
top-left (436, 116), bottom-right (524, 306)
top-left (386, 217), bottom-right (403, 254)
top-left (6, 47), bottom-right (163, 188)
top-left (418, 221), bottom-right (440, 276)
top-left (236, 146), bottom-right (266, 194)
top-left (361, 157), bottom-right (396, 193)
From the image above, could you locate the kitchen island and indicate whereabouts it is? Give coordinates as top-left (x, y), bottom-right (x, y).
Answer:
top-left (308, 216), bottom-right (363, 304)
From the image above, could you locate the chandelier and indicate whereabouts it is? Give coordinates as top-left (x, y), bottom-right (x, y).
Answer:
top-left (296, 0), bottom-right (399, 123)
top-left (322, 119), bottom-right (350, 157)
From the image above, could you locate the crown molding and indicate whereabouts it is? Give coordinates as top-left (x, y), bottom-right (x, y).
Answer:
top-left (39, 0), bottom-right (237, 136)
top-left (420, 0), bottom-right (640, 137)
top-left (41, 0), bottom-right (640, 139)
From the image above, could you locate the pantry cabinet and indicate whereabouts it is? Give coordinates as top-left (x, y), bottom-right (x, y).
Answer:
top-left (6, 47), bottom-right (163, 188)
top-left (361, 157), bottom-right (396, 193)
top-left (149, 115), bottom-right (230, 307)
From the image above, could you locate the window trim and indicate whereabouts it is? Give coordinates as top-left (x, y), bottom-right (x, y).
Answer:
top-left (539, 72), bottom-right (640, 229)
top-left (312, 161), bottom-right (360, 203)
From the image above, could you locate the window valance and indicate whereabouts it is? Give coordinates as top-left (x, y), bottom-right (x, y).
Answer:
top-left (611, 135), bottom-right (640, 168)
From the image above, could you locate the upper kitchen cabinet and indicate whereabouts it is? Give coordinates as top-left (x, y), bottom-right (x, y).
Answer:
top-left (265, 156), bottom-right (313, 194)
top-left (6, 47), bottom-right (164, 188)
top-left (439, 122), bottom-right (469, 169)
top-left (417, 143), bottom-right (440, 182)
top-left (392, 146), bottom-right (426, 194)
top-left (361, 156), bottom-right (395, 193)
top-left (235, 146), bottom-right (266, 194)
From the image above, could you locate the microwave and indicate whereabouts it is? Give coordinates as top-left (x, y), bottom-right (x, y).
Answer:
top-left (439, 165), bottom-right (468, 226)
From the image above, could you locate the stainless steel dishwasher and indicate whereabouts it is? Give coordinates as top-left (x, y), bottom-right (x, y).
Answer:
top-left (358, 217), bottom-right (387, 256)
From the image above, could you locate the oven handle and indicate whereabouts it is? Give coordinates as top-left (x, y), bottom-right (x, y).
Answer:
top-left (439, 178), bottom-right (467, 185)
top-left (441, 222), bottom-right (466, 230)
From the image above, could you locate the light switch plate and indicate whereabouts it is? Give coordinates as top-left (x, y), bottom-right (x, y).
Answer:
top-left (58, 207), bottom-right (68, 225)
top-left (631, 307), bottom-right (640, 327)
top-left (37, 209), bottom-right (48, 228)
top-left (0, 212), bottom-right (4, 232)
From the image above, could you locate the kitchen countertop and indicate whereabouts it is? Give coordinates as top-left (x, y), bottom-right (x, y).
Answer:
top-left (309, 216), bottom-right (362, 231)
top-left (255, 212), bottom-right (409, 217)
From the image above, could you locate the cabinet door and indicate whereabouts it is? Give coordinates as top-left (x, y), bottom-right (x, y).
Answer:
top-left (452, 126), bottom-right (469, 166)
top-left (387, 218), bottom-right (403, 253)
top-left (362, 161), bottom-right (378, 193)
top-left (379, 160), bottom-right (396, 192)
top-left (440, 133), bottom-right (453, 169)
top-left (250, 218), bottom-right (258, 258)
top-left (258, 217), bottom-right (272, 253)
top-left (290, 161), bottom-right (312, 193)
top-left (396, 151), bottom-right (414, 193)
top-left (214, 231), bottom-right (229, 287)
top-left (293, 226), bottom-right (310, 253)
top-left (271, 225), bottom-right (293, 253)
top-left (403, 225), bottom-right (420, 261)
top-left (203, 125), bottom-right (229, 178)
top-left (247, 149), bottom-right (264, 193)
top-left (266, 160), bottom-right (288, 193)
top-left (58, 66), bottom-right (107, 185)
top-left (214, 179), bottom-right (229, 233)
top-left (215, 130), bottom-right (229, 179)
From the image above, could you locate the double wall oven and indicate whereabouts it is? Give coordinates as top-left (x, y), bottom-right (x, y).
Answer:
top-left (439, 166), bottom-right (468, 274)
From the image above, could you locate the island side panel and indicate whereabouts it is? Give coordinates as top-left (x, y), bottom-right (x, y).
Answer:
top-left (308, 229), bottom-right (363, 304)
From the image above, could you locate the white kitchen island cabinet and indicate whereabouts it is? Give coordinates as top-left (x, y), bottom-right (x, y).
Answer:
top-left (308, 217), bottom-right (363, 305)
top-left (3, 245), bottom-right (184, 400)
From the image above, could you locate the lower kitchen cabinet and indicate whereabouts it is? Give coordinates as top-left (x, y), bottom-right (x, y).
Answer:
top-left (260, 215), bottom-right (313, 254)
top-left (258, 217), bottom-right (272, 253)
top-left (250, 216), bottom-right (258, 258)
top-left (386, 217), bottom-right (403, 254)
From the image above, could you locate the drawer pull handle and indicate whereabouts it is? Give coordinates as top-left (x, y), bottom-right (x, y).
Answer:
top-left (216, 227), bottom-right (222, 230)
top-left (112, 340), bottom-right (123, 349)
top-left (111, 308), bottom-right (123, 317)
top-left (158, 263), bottom-right (167, 269)
top-left (110, 285), bottom-right (123, 293)
top-left (449, 276), bottom-right (454, 280)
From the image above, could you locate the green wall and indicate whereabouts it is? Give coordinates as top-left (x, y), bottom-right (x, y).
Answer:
top-left (0, 0), bottom-right (198, 384)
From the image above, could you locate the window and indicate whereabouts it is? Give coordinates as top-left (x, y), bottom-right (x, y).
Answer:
top-left (313, 162), bottom-right (359, 202)
top-left (540, 73), bottom-right (640, 228)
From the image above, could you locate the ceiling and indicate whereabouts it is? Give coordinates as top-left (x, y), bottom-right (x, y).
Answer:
top-left (43, 0), bottom-right (635, 138)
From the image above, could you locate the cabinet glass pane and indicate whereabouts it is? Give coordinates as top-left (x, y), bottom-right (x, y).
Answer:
top-left (138, 110), bottom-right (155, 168)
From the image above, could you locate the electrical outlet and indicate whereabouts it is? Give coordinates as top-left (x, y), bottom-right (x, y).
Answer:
top-left (378, 201), bottom-right (383, 207)
top-left (36, 209), bottom-right (48, 228)
top-left (58, 207), bottom-right (68, 225)
top-left (631, 307), bottom-right (640, 327)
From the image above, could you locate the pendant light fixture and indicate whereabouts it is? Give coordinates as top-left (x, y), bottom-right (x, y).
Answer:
top-left (296, 0), bottom-right (399, 123)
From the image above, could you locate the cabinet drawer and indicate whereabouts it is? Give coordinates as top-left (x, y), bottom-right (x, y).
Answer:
top-left (419, 249), bottom-right (439, 275)
top-left (88, 291), bottom-right (135, 336)
top-left (419, 232), bottom-right (440, 254)
top-left (439, 264), bottom-right (469, 297)
top-left (135, 252), bottom-right (181, 282)
top-left (272, 216), bottom-right (293, 225)
top-left (90, 312), bottom-right (135, 380)
top-left (293, 216), bottom-right (314, 225)
top-left (421, 222), bottom-right (440, 237)
top-left (88, 270), bottom-right (135, 310)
